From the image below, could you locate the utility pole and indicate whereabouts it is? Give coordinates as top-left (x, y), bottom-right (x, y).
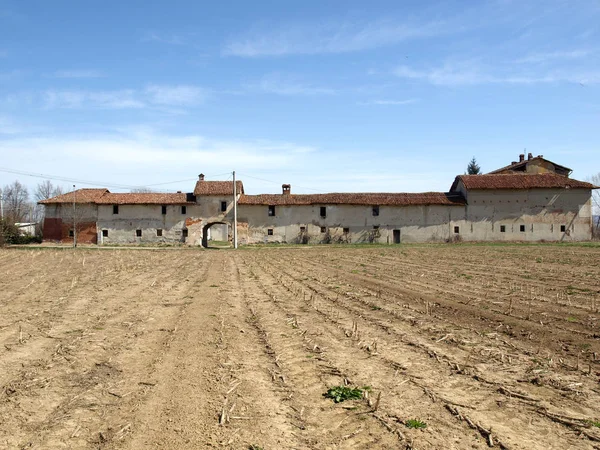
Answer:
top-left (0, 192), bottom-right (3, 221)
top-left (233, 171), bottom-right (238, 249)
top-left (72, 185), bottom-right (77, 248)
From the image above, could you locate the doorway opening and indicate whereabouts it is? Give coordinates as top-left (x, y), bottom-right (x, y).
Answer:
top-left (202, 222), bottom-right (230, 248)
top-left (393, 229), bottom-right (401, 244)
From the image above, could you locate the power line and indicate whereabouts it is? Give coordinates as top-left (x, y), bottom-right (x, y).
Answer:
top-left (0, 167), bottom-right (233, 192)
top-left (238, 172), bottom-right (325, 193)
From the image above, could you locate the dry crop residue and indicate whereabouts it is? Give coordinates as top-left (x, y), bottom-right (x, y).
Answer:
top-left (1, 245), bottom-right (600, 449)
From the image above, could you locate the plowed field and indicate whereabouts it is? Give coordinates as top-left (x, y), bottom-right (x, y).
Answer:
top-left (1, 244), bottom-right (600, 449)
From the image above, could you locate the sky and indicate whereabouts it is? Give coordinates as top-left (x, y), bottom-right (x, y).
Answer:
top-left (1, 0), bottom-right (599, 196)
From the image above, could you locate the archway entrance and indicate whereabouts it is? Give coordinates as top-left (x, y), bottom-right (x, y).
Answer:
top-left (202, 222), bottom-right (230, 248)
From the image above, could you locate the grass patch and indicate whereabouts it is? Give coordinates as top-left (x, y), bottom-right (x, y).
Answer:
top-left (405, 418), bottom-right (427, 429)
top-left (588, 420), bottom-right (600, 428)
top-left (248, 445), bottom-right (264, 450)
top-left (567, 316), bottom-right (578, 323)
top-left (323, 385), bottom-right (369, 403)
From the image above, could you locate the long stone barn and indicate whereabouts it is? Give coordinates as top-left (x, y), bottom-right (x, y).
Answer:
top-left (39, 154), bottom-right (598, 246)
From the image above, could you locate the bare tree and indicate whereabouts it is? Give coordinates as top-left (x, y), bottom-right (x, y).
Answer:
top-left (130, 187), bottom-right (155, 193)
top-left (34, 180), bottom-right (63, 202)
top-left (2, 181), bottom-right (30, 223)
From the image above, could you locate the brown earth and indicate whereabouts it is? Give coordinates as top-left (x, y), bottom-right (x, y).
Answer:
top-left (1, 244), bottom-right (600, 449)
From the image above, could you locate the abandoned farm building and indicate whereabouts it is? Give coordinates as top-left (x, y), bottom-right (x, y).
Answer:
top-left (39, 154), bottom-right (598, 246)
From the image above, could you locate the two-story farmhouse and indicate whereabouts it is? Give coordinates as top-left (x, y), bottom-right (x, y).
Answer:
top-left (39, 154), bottom-right (598, 245)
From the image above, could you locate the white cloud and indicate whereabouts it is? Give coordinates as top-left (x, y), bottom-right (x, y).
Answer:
top-left (358, 99), bottom-right (418, 106)
top-left (0, 130), bottom-right (317, 182)
top-left (141, 32), bottom-right (186, 45)
top-left (53, 69), bottom-right (104, 78)
top-left (514, 49), bottom-right (593, 64)
top-left (224, 18), bottom-right (445, 57)
top-left (250, 73), bottom-right (335, 96)
top-left (145, 84), bottom-right (208, 106)
top-left (43, 89), bottom-right (145, 109)
top-left (0, 116), bottom-right (22, 134)
top-left (37, 84), bottom-right (208, 110)
top-left (393, 63), bottom-right (600, 86)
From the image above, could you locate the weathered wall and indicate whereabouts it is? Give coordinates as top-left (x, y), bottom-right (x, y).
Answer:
top-left (460, 188), bottom-right (593, 241)
top-left (238, 204), bottom-right (467, 244)
top-left (42, 204), bottom-right (98, 243)
top-left (97, 204), bottom-right (194, 244)
top-left (96, 196), bottom-right (238, 246)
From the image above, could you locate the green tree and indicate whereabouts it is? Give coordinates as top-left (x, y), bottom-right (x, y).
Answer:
top-left (467, 157), bottom-right (481, 175)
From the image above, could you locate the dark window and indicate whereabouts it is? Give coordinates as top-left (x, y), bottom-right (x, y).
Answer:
top-left (221, 201), bottom-right (227, 212)
top-left (136, 229), bottom-right (142, 237)
top-left (300, 226), bottom-right (306, 232)
top-left (373, 225), bottom-right (380, 230)
top-left (320, 206), bottom-right (326, 218)
top-left (454, 226), bottom-right (459, 234)
top-left (268, 205), bottom-right (275, 216)
top-left (182, 229), bottom-right (188, 238)
top-left (372, 206), bottom-right (379, 216)
top-left (520, 225), bottom-right (525, 232)
top-left (267, 229), bottom-right (274, 236)
top-left (560, 225), bottom-right (566, 232)
top-left (156, 229), bottom-right (162, 237)
top-left (161, 205), bottom-right (167, 215)
top-left (113, 205), bottom-right (119, 214)
top-left (68, 229), bottom-right (74, 237)
top-left (343, 227), bottom-right (349, 234)
top-left (320, 226), bottom-right (326, 233)
top-left (500, 225), bottom-right (506, 233)
top-left (102, 229), bottom-right (108, 237)
top-left (181, 206), bottom-right (187, 215)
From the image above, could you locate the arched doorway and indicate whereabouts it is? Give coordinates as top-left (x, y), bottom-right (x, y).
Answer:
top-left (202, 222), bottom-right (230, 248)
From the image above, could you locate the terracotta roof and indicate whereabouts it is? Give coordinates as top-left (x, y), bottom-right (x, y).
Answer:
top-left (39, 189), bottom-right (194, 205)
top-left (239, 192), bottom-right (465, 206)
top-left (488, 156), bottom-right (571, 175)
top-left (95, 193), bottom-right (194, 205)
top-left (38, 188), bottom-right (110, 204)
top-left (451, 174), bottom-right (597, 191)
top-left (194, 180), bottom-right (244, 196)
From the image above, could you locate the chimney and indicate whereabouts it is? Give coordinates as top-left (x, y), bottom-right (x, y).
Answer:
top-left (282, 184), bottom-right (291, 195)
top-left (519, 154), bottom-right (525, 162)
top-left (511, 161), bottom-right (517, 165)
top-left (177, 190), bottom-right (182, 193)
top-left (527, 153), bottom-right (533, 160)
top-left (198, 173), bottom-right (205, 181)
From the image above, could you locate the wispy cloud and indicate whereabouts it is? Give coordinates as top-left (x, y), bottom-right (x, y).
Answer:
top-left (0, 129), bottom-right (316, 182)
top-left (249, 73), bottom-right (335, 96)
top-left (358, 99), bottom-right (418, 106)
top-left (53, 69), bottom-right (104, 78)
top-left (224, 18), bottom-right (445, 57)
top-left (43, 89), bottom-right (145, 109)
top-left (37, 84), bottom-right (208, 110)
top-left (141, 32), bottom-right (186, 45)
top-left (514, 49), bottom-right (594, 64)
top-left (145, 84), bottom-right (208, 106)
top-left (0, 116), bottom-right (22, 134)
top-left (393, 62), bottom-right (600, 86)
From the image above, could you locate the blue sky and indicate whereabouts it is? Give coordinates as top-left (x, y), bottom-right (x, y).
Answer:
top-left (1, 0), bottom-right (599, 195)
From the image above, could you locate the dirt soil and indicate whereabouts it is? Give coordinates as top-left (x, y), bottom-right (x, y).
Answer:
top-left (1, 244), bottom-right (600, 449)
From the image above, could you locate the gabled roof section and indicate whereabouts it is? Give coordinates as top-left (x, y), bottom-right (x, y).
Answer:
top-left (193, 180), bottom-right (244, 196)
top-left (95, 193), bottom-right (194, 205)
top-left (239, 192), bottom-right (465, 206)
top-left (38, 188), bottom-right (110, 204)
top-left (451, 173), bottom-right (597, 191)
top-left (489, 156), bottom-right (571, 175)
